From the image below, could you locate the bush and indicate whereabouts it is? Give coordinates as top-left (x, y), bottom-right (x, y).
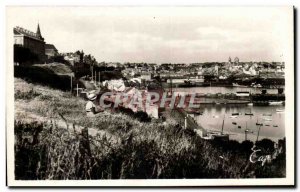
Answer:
top-left (14, 65), bottom-right (72, 91)
top-left (15, 88), bottom-right (40, 100)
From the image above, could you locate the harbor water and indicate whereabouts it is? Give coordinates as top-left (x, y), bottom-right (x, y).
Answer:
top-left (192, 105), bottom-right (285, 142)
top-left (173, 86), bottom-right (282, 95)
top-left (174, 87), bottom-right (285, 142)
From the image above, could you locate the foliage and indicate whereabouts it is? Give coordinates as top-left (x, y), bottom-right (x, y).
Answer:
top-left (14, 78), bottom-right (286, 179)
top-left (14, 45), bottom-right (39, 64)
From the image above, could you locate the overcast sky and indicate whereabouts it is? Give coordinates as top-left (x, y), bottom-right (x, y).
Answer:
top-left (7, 6), bottom-right (293, 63)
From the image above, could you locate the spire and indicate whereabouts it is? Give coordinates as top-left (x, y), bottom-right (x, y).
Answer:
top-left (36, 23), bottom-right (42, 38)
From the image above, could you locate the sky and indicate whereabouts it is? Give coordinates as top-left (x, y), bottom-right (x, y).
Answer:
top-left (7, 6), bottom-right (293, 64)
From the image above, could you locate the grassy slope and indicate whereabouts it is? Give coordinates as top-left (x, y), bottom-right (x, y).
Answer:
top-left (14, 78), bottom-right (286, 179)
top-left (32, 63), bottom-right (73, 76)
top-left (14, 63), bottom-right (73, 91)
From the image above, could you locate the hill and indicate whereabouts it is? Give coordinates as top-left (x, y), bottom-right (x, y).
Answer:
top-left (32, 63), bottom-right (73, 75)
top-left (14, 78), bottom-right (286, 179)
top-left (14, 63), bottom-right (74, 90)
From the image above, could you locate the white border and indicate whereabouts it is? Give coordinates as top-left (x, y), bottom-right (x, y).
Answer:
top-left (5, 4), bottom-right (295, 187)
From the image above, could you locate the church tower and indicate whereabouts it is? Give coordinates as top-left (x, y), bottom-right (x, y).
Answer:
top-left (36, 23), bottom-right (44, 40)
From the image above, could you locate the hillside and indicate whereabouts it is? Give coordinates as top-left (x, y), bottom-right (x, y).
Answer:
top-left (14, 78), bottom-right (286, 179)
top-left (14, 63), bottom-right (74, 90)
top-left (33, 63), bottom-right (73, 76)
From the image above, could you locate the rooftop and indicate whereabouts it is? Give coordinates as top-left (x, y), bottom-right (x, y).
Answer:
top-left (14, 26), bottom-right (44, 41)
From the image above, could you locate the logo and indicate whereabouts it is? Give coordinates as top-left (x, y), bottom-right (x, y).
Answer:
top-left (249, 143), bottom-right (283, 166)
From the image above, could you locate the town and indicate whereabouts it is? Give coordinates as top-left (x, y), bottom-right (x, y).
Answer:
top-left (13, 23), bottom-right (287, 180)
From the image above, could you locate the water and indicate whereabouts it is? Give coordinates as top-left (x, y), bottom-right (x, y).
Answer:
top-left (173, 87), bottom-right (281, 95)
top-left (192, 105), bottom-right (285, 142)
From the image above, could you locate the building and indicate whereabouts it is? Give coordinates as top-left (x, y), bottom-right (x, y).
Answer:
top-left (45, 44), bottom-right (58, 59)
top-left (14, 24), bottom-right (46, 63)
top-left (62, 52), bottom-right (81, 66)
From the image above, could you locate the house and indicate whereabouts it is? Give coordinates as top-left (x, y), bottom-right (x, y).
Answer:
top-left (63, 52), bottom-right (81, 66)
top-left (14, 24), bottom-right (46, 63)
top-left (45, 44), bottom-right (58, 59)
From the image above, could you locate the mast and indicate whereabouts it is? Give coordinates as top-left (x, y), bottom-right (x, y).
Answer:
top-left (221, 115), bottom-right (225, 135)
top-left (256, 124), bottom-right (262, 142)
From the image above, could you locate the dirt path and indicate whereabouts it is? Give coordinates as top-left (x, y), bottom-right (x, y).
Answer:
top-left (14, 106), bottom-right (119, 144)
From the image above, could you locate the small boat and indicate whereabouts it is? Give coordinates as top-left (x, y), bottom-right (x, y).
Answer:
top-left (245, 129), bottom-right (254, 133)
top-left (269, 101), bottom-right (283, 106)
top-left (247, 103), bottom-right (253, 106)
top-left (233, 83), bottom-right (248, 88)
top-left (232, 122), bottom-right (237, 125)
top-left (238, 126), bottom-right (241, 129)
top-left (232, 112), bottom-right (239, 116)
top-left (265, 124), bottom-right (270, 127)
top-left (236, 91), bottom-right (250, 97)
top-left (253, 84), bottom-right (262, 88)
top-left (245, 108), bottom-right (253, 116)
top-left (276, 109), bottom-right (284, 113)
top-left (273, 125), bottom-right (278, 127)
top-left (263, 117), bottom-right (272, 121)
top-left (262, 113), bottom-right (272, 116)
top-left (215, 102), bottom-right (221, 105)
top-left (256, 117), bottom-right (263, 126)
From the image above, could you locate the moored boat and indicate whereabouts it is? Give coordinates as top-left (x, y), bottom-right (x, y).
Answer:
top-left (263, 117), bottom-right (272, 121)
top-left (232, 83), bottom-right (248, 88)
top-left (269, 101), bottom-right (283, 106)
top-left (262, 113), bottom-right (272, 116)
top-left (276, 109), bottom-right (284, 113)
top-left (236, 91), bottom-right (250, 97)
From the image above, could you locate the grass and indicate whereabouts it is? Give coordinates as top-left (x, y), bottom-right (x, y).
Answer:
top-left (14, 78), bottom-right (286, 179)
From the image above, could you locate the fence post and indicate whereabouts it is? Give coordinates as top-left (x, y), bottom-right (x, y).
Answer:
top-left (70, 75), bottom-right (72, 93)
top-left (99, 71), bottom-right (100, 84)
top-left (81, 127), bottom-right (91, 157)
top-left (77, 84), bottom-right (79, 97)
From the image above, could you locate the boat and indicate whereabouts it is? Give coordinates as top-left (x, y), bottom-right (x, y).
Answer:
top-left (276, 109), bottom-right (284, 113)
top-left (232, 112), bottom-right (240, 116)
top-left (252, 83), bottom-right (263, 88)
top-left (232, 83), bottom-right (248, 88)
top-left (245, 108), bottom-right (253, 116)
top-left (236, 91), bottom-right (250, 97)
top-left (273, 125), bottom-right (278, 127)
top-left (232, 122), bottom-right (237, 125)
top-left (247, 103), bottom-right (253, 106)
top-left (238, 126), bottom-right (241, 129)
top-left (263, 117), bottom-right (272, 121)
top-left (262, 113), bottom-right (272, 116)
top-left (256, 117), bottom-right (263, 126)
top-left (269, 101), bottom-right (283, 106)
top-left (245, 129), bottom-right (254, 134)
top-left (265, 124), bottom-right (270, 127)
